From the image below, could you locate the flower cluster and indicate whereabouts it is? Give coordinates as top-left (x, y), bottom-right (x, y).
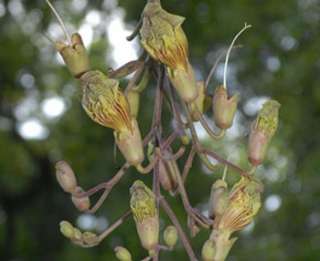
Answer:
top-left (48, 0), bottom-right (281, 260)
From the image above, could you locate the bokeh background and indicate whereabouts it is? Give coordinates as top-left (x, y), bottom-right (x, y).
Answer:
top-left (1, 0), bottom-right (320, 260)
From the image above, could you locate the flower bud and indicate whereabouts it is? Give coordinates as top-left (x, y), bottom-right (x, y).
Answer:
top-left (114, 118), bottom-right (144, 166)
top-left (158, 149), bottom-right (179, 194)
top-left (189, 81), bottom-right (206, 121)
top-left (126, 69), bottom-right (149, 118)
top-left (201, 239), bottom-right (216, 261)
top-left (248, 100), bottom-right (280, 166)
top-left (73, 228), bottom-right (83, 241)
top-left (81, 70), bottom-right (145, 166)
top-left (59, 221), bottom-right (74, 239)
top-left (213, 85), bottom-right (238, 129)
top-left (55, 161), bottom-right (77, 193)
top-left (126, 90), bottom-right (140, 118)
top-left (82, 232), bottom-right (98, 245)
top-left (140, 1), bottom-right (197, 103)
top-left (167, 64), bottom-right (198, 103)
top-left (114, 246), bottom-right (132, 261)
top-left (180, 135), bottom-right (190, 145)
top-left (130, 180), bottom-right (159, 252)
top-left (163, 225), bottom-right (178, 248)
top-left (55, 33), bottom-right (90, 77)
top-left (217, 177), bottom-right (263, 233)
top-left (208, 179), bottom-right (229, 220)
top-left (71, 186), bottom-right (90, 212)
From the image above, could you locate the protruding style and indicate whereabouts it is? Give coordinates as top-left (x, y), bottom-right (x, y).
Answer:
top-left (213, 23), bottom-right (251, 129)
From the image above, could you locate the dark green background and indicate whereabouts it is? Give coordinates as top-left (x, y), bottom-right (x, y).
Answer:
top-left (0, 0), bottom-right (319, 260)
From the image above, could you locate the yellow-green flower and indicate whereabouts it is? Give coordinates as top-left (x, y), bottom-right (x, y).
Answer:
top-left (253, 100), bottom-right (280, 138)
top-left (80, 70), bottom-right (133, 134)
top-left (217, 177), bottom-right (263, 233)
top-left (130, 180), bottom-right (157, 223)
top-left (140, 1), bottom-right (197, 102)
top-left (140, 1), bottom-right (188, 70)
top-left (55, 33), bottom-right (90, 78)
top-left (248, 99), bottom-right (280, 165)
top-left (130, 180), bottom-right (159, 252)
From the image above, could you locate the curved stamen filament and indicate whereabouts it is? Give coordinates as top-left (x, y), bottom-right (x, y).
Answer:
top-left (223, 23), bottom-right (252, 89)
top-left (46, 0), bottom-right (71, 43)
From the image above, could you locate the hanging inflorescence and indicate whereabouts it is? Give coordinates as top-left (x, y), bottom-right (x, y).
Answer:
top-left (48, 0), bottom-right (280, 260)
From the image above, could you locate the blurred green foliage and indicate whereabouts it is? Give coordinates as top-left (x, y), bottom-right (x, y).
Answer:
top-left (0, 0), bottom-right (320, 260)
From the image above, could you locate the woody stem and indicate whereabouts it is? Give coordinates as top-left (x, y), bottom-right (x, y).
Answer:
top-left (160, 196), bottom-right (198, 261)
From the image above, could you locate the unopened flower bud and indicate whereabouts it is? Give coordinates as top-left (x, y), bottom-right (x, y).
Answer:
top-left (130, 180), bottom-right (159, 252)
top-left (208, 179), bottom-right (229, 220)
top-left (180, 135), bottom-right (190, 145)
top-left (82, 232), bottom-right (98, 245)
top-left (248, 100), bottom-right (280, 166)
top-left (140, 1), bottom-right (197, 102)
top-left (71, 186), bottom-right (90, 212)
top-left (114, 118), bottom-right (144, 166)
top-left (213, 86), bottom-right (238, 129)
top-left (189, 81), bottom-right (206, 121)
top-left (157, 149), bottom-right (179, 194)
top-left (201, 239), bottom-right (216, 261)
top-left (55, 161), bottom-right (77, 193)
top-left (59, 220), bottom-right (74, 239)
top-left (114, 246), bottom-right (132, 261)
top-left (126, 90), bottom-right (140, 118)
top-left (73, 228), bottom-right (82, 241)
top-left (167, 64), bottom-right (198, 103)
top-left (55, 33), bottom-right (89, 77)
top-left (126, 69), bottom-right (149, 118)
top-left (163, 225), bottom-right (178, 248)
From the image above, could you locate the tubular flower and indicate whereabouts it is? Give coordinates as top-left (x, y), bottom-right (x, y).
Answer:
top-left (248, 100), bottom-right (280, 165)
top-left (81, 70), bottom-right (144, 166)
top-left (80, 70), bottom-right (133, 133)
top-left (213, 85), bottom-right (239, 129)
top-left (140, 1), bottom-right (197, 102)
top-left (55, 33), bottom-right (90, 78)
top-left (189, 81), bottom-right (206, 121)
top-left (217, 177), bottom-right (263, 233)
top-left (130, 180), bottom-right (159, 253)
top-left (208, 179), bottom-right (229, 220)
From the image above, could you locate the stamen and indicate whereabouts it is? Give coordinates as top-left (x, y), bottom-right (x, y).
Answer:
top-left (223, 23), bottom-right (251, 89)
top-left (46, 0), bottom-right (71, 43)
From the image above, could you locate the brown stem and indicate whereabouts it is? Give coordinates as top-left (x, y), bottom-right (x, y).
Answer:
top-left (201, 149), bottom-right (249, 178)
top-left (173, 152), bottom-right (212, 228)
top-left (74, 163), bottom-right (130, 198)
top-left (160, 197), bottom-right (198, 261)
top-left (74, 210), bottom-right (132, 248)
top-left (160, 146), bottom-right (185, 161)
top-left (107, 60), bottom-right (144, 79)
top-left (98, 210), bottom-right (131, 241)
top-left (160, 132), bottom-right (178, 151)
top-left (182, 147), bottom-right (196, 183)
top-left (194, 106), bottom-right (225, 140)
top-left (136, 156), bottom-right (158, 174)
top-left (127, 18), bottom-right (142, 41)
